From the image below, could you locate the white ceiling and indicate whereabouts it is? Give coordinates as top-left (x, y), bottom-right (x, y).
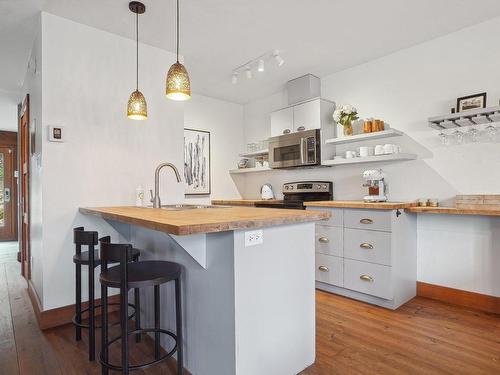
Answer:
top-left (2, 0), bottom-right (500, 103)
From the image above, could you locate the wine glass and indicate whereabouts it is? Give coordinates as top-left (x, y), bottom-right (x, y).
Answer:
top-left (484, 124), bottom-right (498, 142)
top-left (438, 131), bottom-right (448, 145)
top-left (465, 126), bottom-right (479, 143)
top-left (451, 130), bottom-right (464, 145)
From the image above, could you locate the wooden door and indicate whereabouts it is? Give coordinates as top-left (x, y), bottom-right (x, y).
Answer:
top-left (0, 138), bottom-right (17, 241)
top-left (19, 96), bottom-right (30, 278)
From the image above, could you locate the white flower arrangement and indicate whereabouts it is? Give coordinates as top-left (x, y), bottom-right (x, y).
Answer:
top-left (333, 104), bottom-right (359, 127)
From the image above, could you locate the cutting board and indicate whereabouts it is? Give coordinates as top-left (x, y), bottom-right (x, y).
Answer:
top-left (456, 195), bottom-right (500, 210)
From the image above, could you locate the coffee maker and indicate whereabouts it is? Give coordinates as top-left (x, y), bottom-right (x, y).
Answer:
top-left (362, 169), bottom-right (387, 202)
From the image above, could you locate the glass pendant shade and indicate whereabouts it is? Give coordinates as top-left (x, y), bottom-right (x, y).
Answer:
top-left (166, 62), bottom-right (191, 101)
top-left (127, 90), bottom-right (147, 120)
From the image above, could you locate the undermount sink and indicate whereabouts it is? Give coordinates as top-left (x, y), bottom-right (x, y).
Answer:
top-left (146, 204), bottom-right (230, 211)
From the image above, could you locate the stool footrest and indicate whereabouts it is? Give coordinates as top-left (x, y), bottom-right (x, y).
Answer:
top-left (100, 328), bottom-right (178, 371)
top-left (72, 302), bottom-right (136, 329)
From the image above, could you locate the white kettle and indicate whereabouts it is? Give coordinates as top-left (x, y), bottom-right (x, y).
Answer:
top-left (260, 184), bottom-right (275, 200)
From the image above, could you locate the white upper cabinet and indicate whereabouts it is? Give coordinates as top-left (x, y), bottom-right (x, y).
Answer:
top-left (293, 99), bottom-right (321, 132)
top-left (270, 107), bottom-right (294, 137)
top-left (270, 99), bottom-right (324, 137)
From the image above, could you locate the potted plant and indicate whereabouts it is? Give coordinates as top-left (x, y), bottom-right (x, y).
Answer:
top-left (333, 104), bottom-right (359, 136)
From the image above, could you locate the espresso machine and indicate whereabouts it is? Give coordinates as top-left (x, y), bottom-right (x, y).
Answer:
top-left (362, 169), bottom-right (387, 202)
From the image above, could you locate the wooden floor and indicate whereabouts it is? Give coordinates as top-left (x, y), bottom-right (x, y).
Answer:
top-left (0, 252), bottom-right (499, 375)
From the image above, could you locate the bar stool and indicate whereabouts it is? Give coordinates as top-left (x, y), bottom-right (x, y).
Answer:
top-left (99, 240), bottom-right (183, 375)
top-left (72, 227), bottom-right (141, 361)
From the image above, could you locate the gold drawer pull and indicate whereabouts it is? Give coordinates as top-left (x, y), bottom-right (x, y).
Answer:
top-left (360, 218), bottom-right (373, 224)
top-left (318, 237), bottom-right (329, 243)
top-left (318, 266), bottom-right (329, 272)
top-left (359, 243), bottom-right (373, 249)
top-left (360, 274), bottom-right (374, 282)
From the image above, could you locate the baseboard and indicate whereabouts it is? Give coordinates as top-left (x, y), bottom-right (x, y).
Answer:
top-left (27, 280), bottom-right (121, 330)
top-left (417, 282), bottom-right (500, 315)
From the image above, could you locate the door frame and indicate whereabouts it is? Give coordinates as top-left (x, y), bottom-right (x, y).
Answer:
top-left (18, 95), bottom-right (30, 279)
top-left (0, 131), bottom-right (18, 241)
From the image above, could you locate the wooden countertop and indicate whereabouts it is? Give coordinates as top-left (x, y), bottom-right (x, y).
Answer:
top-left (405, 206), bottom-right (500, 217)
top-left (211, 199), bottom-right (283, 206)
top-left (304, 201), bottom-right (417, 210)
top-left (79, 206), bottom-right (330, 236)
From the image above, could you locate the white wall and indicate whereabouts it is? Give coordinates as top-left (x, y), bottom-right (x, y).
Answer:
top-left (241, 17), bottom-right (500, 297)
top-left (25, 13), bottom-right (244, 310)
top-left (0, 91), bottom-right (18, 132)
top-left (184, 94), bottom-right (243, 204)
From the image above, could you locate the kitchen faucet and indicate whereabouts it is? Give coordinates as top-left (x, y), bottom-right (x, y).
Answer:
top-left (150, 162), bottom-right (182, 208)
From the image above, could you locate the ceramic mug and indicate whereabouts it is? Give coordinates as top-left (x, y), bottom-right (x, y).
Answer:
top-left (345, 150), bottom-right (356, 159)
top-left (359, 146), bottom-right (374, 157)
top-left (374, 145), bottom-right (385, 155)
top-left (383, 144), bottom-right (394, 154)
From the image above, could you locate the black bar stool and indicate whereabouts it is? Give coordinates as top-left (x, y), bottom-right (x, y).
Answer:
top-left (73, 227), bottom-right (141, 361)
top-left (99, 240), bottom-right (184, 375)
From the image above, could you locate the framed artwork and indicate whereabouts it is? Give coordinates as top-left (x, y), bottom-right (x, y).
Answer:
top-left (456, 92), bottom-right (486, 112)
top-left (184, 128), bottom-right (211, 195)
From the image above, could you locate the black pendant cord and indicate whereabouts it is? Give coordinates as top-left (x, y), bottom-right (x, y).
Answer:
top-left (176, 0), bottom-right (179, 63)
top-left (136, 11), bottom-right (139, 91)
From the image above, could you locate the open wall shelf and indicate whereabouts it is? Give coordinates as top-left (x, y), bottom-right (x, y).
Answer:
top-left (229, 167), bottom-right (273, 174)
top-left (239, 149), bottom-right (269, 158)
top-left (322, 153), bottom-right (417, 166)
top-left (325, 128), bottom-right (403, 145)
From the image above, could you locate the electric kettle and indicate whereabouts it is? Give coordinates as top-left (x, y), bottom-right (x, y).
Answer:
top-left (260, 184), bottom-right (275, 200)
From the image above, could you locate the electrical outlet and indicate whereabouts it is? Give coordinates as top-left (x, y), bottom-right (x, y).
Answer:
top-left (244, 230), bottom-right (264, 247)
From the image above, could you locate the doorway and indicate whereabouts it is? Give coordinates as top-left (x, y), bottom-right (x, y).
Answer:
top-left (0, 131), bottom-right (17, 241)
top-left (19, 95), bottom-right (30, 279)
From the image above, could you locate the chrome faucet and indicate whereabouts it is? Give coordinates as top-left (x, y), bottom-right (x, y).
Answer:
top-left (150, 162), bottom-right (182, 208)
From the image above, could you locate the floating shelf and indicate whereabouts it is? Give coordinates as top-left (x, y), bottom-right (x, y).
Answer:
top-left (325, 129), bottom-right (403, 145)
top-left (239, 149), bottom-right (269, 158)
top-left (322, 153), bottom-right (417, 166)
top-left (428, 106), bottom-right (500, 130)
top-left (229, 167), bottom-right (272, 174)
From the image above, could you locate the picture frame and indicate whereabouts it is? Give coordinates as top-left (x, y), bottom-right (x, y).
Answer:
top-left (456, 92), bottom-right (486, 112)
top-left (184, 128), bottom-right (211, 196)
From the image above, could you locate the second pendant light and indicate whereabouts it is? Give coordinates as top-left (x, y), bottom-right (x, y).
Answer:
top-left (127, 1), bottom-right (147, 120)
top-left (166, 0), bottom-right (191, 101)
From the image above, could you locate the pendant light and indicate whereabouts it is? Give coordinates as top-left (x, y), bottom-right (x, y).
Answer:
top-left (127, 1), bottom-right (147, 120)
top-left (166, 0), bottom-right (191, 101)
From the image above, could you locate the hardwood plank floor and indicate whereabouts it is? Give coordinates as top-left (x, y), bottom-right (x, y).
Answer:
top-left (0, 256), bottom-right (499, 375)
top-left (301, 291), bottom-right (500, 375)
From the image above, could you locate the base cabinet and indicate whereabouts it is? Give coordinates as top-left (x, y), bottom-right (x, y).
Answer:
top-left (311, 207), bottom-right (416, 310)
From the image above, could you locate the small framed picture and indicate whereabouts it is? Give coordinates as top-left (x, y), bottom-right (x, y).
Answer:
top-left (456, 92), bottom-right (486, 112)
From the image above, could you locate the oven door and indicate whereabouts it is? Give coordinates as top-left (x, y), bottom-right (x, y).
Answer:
top-left (268, 129), bottom-right (320, 168)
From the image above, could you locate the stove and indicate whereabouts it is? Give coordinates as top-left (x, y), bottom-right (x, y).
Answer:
top-left (255, 181), bottom-right (333, 209)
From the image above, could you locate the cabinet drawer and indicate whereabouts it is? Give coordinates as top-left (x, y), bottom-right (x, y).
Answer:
top-left (344, 209), bottom-right (392, 232)
top-left (315, 225), bottom-right (343, 257)
top-left (344, 228), bottom-right (391, 266)
top-left (315, 254), bottom-right (343, 287)
top-left (344, 259), bottom-right (392, 299)
top-left (309, 207), bottom-right (343, 226)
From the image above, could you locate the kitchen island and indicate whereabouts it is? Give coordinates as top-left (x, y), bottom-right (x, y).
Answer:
top-left (80, 205), bottom-right (329, 375)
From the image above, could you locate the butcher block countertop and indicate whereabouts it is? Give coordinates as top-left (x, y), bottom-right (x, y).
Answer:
top-left (211, 199), bottom-right (283, 206)
top-left (79, 206), bottom-right (330, 236)
top-left (405, 206), bottom-right (500, 217)
top-left (303, 201), bottom-right (417, 210)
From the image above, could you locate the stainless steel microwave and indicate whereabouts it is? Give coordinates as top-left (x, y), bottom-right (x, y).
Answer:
top-left (268, 129), bottom-right (321, 169)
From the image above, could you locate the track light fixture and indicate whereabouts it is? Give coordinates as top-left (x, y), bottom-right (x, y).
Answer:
top-left (232, 72), bottom-right (239, 84)
top-left (273, 49), bottom-right (284, 67)
top-left (258, 59), bottom-right (265, 72)
top-left (231, 49), bottom-right (284, 84)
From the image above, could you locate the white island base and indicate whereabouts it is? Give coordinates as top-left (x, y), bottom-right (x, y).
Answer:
top-left (105, 220), bottom-right (316, 375)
